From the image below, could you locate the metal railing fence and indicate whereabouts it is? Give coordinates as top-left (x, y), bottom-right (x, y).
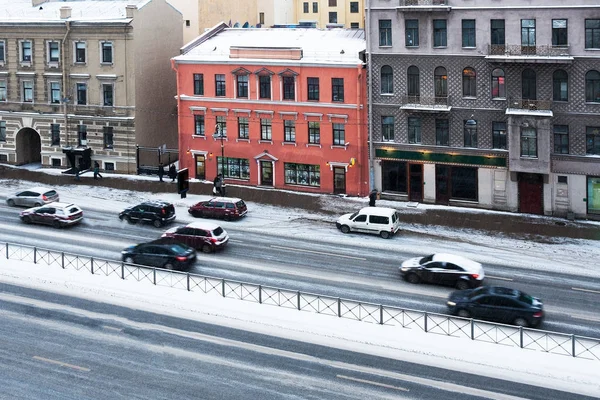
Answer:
top-left (3, 241), bottom-right (599, 361)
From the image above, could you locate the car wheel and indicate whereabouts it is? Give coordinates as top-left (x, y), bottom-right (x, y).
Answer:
top-left (340, 225), bottom-right (350, 234)
top-left (406, 273), bottom-right (420, 284)
top-left (513, 317), bottom-right (529, 327)
top-left (124, 257), bottom-right (135, 264)
top-left (22, 216), bottom-right (32, 224)
top-left (380, 231), bottom-right (391, 239)
top-left (34, 202), bottom-right (43, 207)
top-left (153, 219), bottom-right (163, 228)
top-left (52, 220), bottom-right (62, 229)
top-left (201, 244), bottom-right (213, 254)
top-left (455, 280), bottom-right (470, 290)
top-left (457, 309), bottom-right (471, 318)
top-left (164, 263), bottom-right (174, 270)
top-left (124, 216), bottom-right (135, 224)
top-left (7, 199), bottom-right (15, 207)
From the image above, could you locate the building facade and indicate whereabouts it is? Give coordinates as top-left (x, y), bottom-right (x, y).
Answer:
top-left (367, 0), bottom-right (600, 218)
top-left (0, 0), bottom-right (182, 173)
top-left (172, 24), bottom-right (369, 196)
top-left (296, 0), bottom-right (365, 28)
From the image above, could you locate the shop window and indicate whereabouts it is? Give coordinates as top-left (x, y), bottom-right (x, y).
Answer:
top-left (382, 161), bottom-right (407, 193)
top-left (451, 166), bottom-right (478, 201)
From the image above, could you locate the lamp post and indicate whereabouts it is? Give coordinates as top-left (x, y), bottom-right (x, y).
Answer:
top-left (213, 124), bottom-right (226, 195)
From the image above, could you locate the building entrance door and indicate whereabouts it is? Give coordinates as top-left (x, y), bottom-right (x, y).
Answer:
top-left (518, 173), bottom-right (543, 215)
top-left (260, 161), bottom-right (273, 186)
top-left (333, 167), bottom-right (346, 194)
top-left (435, 165), bottom-right (450, 204)
top-left (194, 155), bottom-right (205, 180)
top-left (409, 163), bottom-right (423, 202)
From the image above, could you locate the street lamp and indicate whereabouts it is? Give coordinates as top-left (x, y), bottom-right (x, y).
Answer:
top-left (213, 124), bottom-right (226, 195)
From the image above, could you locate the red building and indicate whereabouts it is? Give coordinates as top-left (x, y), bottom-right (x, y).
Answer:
top-left (171, 23), bottom-right (368, 196)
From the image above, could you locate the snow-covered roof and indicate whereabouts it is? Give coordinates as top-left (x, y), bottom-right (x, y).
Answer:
top-left (175, 27), bottom-right (366, 66)
top-left (0, 0), bottom-right (151, 22)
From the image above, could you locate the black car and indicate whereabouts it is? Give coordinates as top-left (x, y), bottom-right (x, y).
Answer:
top-left (119, 200), bottom-right (176, 228)
top-left (447, 286), bottom-right (544, 328)
top-left (121, 239), bottom-right (196, 271)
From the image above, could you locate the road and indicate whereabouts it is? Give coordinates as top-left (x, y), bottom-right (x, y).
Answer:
top-left (1, 202), bottom-right (599, 339)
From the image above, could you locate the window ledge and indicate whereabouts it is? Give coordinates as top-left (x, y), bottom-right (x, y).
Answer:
top-left (462, 96), bottom-right (477, 100)
top-left (258, 140), bottom-right (273, 144)
top-left (380, 93), bottom-right (394, 96)
top-left (282, 142), bottom-right (297, 146)
top-left (192, 135), bottom-right (206, 139)
top-left (379, 45), bottom-right (393, 48)
top-left (236, 138), bottom-right (250, 143)
top-left (330, 145), bottom-right (347, 150)
top-left (306, 143), bottom-right (322, 148)
top-left (492, 97), bottom-right (506, 101)
top-left (20, 62), bottom-right (32, 67)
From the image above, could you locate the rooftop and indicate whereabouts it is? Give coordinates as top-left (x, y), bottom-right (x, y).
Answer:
top-left (0, 0), bottom-right (150, 22)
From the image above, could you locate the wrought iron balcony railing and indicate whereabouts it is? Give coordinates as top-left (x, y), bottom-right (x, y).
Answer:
top-left (400, 0), bottom-right (448, 5)
top-left (507, 97), bottom-right (553, 111)
top-left (402, 95), bottom-right (451, 109)
top-left (488, 44), bottom-right (571, 57)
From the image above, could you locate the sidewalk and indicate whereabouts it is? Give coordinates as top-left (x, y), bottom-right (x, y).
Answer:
top-left (2, 164), bottom-right (599, 241)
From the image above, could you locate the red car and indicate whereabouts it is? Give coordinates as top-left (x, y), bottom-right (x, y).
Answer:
top-left (161, 221), bottom-right (229, 253)
top-left (188, 197), bottom-right (247, 221)
top-left (20, 202), bottom-right (83, 228)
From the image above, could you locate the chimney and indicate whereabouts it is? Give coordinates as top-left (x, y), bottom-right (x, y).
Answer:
top-left (60, 6), bottom-right (71, 19)
top-left (32, 0), bottom-right (45, 6)
top-left (126, 5), bottom-right (137, 18)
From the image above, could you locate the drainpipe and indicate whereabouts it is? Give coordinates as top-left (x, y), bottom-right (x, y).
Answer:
top-left (62, 21), bottom-right (70, 147)
top-left (366, 0), bottom-right (374, 191)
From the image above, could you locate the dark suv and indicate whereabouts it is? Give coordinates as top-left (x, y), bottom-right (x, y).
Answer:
top-left (119, 200), bottom-right (176, 228)
top-left (188, 197), bottom-right (247, 220)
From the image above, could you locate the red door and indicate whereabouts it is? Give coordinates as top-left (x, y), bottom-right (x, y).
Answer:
top-left (518, 173), bottom-right (543, 215)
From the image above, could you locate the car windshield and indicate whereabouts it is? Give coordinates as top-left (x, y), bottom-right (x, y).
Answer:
top-left (518, 292), bottom-right (535, 305)
top-left (419, 254), bottom-right (435, 264)
top-left (349, 212), bottom-right (358, 219)
top-left (45, 190), bottom-right (57, 197)
top-left (212, 227), bottom-right (224, 236)
top-left (468, 287), bottom-right (488, 299)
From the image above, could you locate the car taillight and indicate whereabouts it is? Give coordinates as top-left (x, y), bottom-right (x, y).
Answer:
top-left (471, 273), bottom-right (479, 279)
top-left (533, 311), bottom-right (544, 318)
top-left (162, 209), bottom-right (166, 215)
top-left (42, 195), bottom-right (48, 201)
top-left (210, 238), bottom-right (218, 243)
top-left (175, 256), bottom-right (187, 261)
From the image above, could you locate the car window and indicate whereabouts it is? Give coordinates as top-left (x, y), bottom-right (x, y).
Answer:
top-left (44, 190), bottom-right (58, 197)
top-left (369, 215), bottom-right (389, 224)
top-left (212, 202), bottom-right (225, 208)
top-left (168, 244), bottom-right (188, 253)
top-left (193, 229), bottom-right (208, 237)
top-left (349, 212), bottom-right (358, 219)
top-left (134, 205), bottom-right (144, 212)
top-left (212, 227), bottom-right (224, 236)
top-left (236, 200), bottom-right (246, 208)
top-left (18, 191), bottom-right (34, 197)
top-left (178, 227), bottom-right (194, 235)
top-left (163, 205), bottom-right (175, 215)
top-left (425, 262), bottom-right (443, 270)
top-left (518, 292), bottom-right (535, 305)
top-left (446, 263), bottom-right (464, 271)
top-left (37, 207), bottom-right (55, 214)
top-left (67, 206), bottom-right (80, 213)
top-left (154, 247), bottom-right (170, 255)
top-left (420, 254), bottom-right (435, 264)
top-left (225, 203), bottom-right (235, 209)
top-left (500, 298), bottom-right (523, 308)
top-left (353, 214), bottom-right (367, 222)
top-left (468, 287), bottom-right (487, 299)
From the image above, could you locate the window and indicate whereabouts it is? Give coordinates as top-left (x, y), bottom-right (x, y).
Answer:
top-left (554, 125), bottom-right (569, 154)
top-left (408, 117), bottom-right (421, 144)
top-left (283, 76), bottom-right (295, 100)
top-left (329, 0), bottom-right (337, 6)
top-left (75, 41), bottom-right (86, 63)
top-left (462, 67), bottom-right (476, 97)
top-left (51, 158), bottom-right (61, 167)
top-left (217, 157), bottom-right (250, 179)
top-left (313, 2), bottom-right (318, 12)
top-left (284, 120), bottom-right (295, 142)
top-left (585, 19), bottom-right (600, 49)
top-left (77, 83), bottom-right (87, 105)
top-left (185, 20), bottom-right (191, 27)
top-left (381, 116), bottom-right (394, 141)
top-left (464, 119), bottom-right (477, 148)
top-left (303, 2), bottom-right (309, 13)
top-left (552, 19), bottom-right (568, 47)
top-left (491, 19), bottom-right (505, 46)
top-left (521, 19), bottom-right (536, 48)
top-left (379, 20), bottom-right (392, 46)
top-left (104, 126), bottom-right (114, 149)
top-left (236, 74), bottom-right (248, 98)
top-left (193, 74), bottom-right (204, 95)
top-left (434, 66), bottom-right (447, 98)
top-left (308, 121), bottom-right (320, 144)
top-left (48, 41), bottom-right (59, 63)
top-left (433, 20), bottom-right (447, 47)
top-left (50, 82), bottom-right (61, 104)
top-left (284, 163), bottom-right (320, 187)
top-left (102, 84), bottom-right (113, 106)
top-left (553, 70), bottom-right (568, 101)
top-left (492, 121), bottom-right (507, 149)
top-left (436, 119), bottom-right (449, 146)
top-left (78, 124), bottom-right (87, 147)
top-left (522, 69), bottom-right (536, 100)
top-left (215, 74), bottom-right (226, 96)
top-left (491, 68), bottom-right (505, 99)
top-left (0, 79), bottom-right (5, 101)
top-left (307, 77), bottom-right (319, 101)
top-left (21, 40), bottom-right (32, 62)
top-left (520, 127), bottom-right (537, 158)
top-left (351, 23), bottom-right (359, 29)
top-left (0, 121), bottom-right (5, 142)
top-left (558, 176), bottom-right (568, 184)
top-left (405, 19), bottom-right (419, 47)
top-left (238, 117), bottom-right (249, 139)
top-left (586, 70), bottom-right (600, 102)
top-left (0, 41), bottom-right (5, 63)
top-left (51, 124), bottom-right (60, 146)
top-left (194, 114), bottom-right (205, 136)
top-left (381, 65), bottom-right (393, 94)
top-left (451, 167), bottom-right (477, 201)
top-left (260, 119), bottom-right (272, 141)
top-left (101, 42), bottom-right (113, 63)
top-left (259, 13), bottom-right (265, 25)
top-left (407, 66), bottom-right (419, 97)
top-left (382, 161), bottom-right (407, 193)
top-left (350, 2), bottom-right (359, 13)
top-left (333, 123), bottom-right (345, 145)
top-left (329, 12), bottom-right (337, 24)
top-left (216, 115), bottom-right (227, 137)
top-left (332, 78), bottom-right (344, 102)
top-left (105, 162), bottom-right (115, 171)
top-left (462, 19), bottom-right (476, 47)
top-left (586, 127), bottom-right (600, 155)
top-left (22, 80), bottom-right (33, 103)
top-left (259, 75), bottom-right (271, 99)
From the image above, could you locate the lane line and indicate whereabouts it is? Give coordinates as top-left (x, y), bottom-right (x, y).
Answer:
top-left (570, 314), bottom-right (600, 323)
top-left (486, 275), bottom-right (513, 281)
top-left (572, 287), bottom-right (600, 295)
top-left (33, 356), bottom-right (90, 372)
top-left (337, 374), bottom-right (409, 392)
top-left (270, 245), bottom-right (367, 260)
top-left (101, 325), bottom-right (122, 332)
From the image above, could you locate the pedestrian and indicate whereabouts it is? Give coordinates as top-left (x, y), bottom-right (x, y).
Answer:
top-left (213, 174), bottom-right (223, 196)
top-left (158, 163), bottom-right (165, 182)
top-left (168, 164), bottom-right (177, 182)
top-left (369, 189), bottom-right (378, 207)
top-left (93, 161), bottom-right (103, 180)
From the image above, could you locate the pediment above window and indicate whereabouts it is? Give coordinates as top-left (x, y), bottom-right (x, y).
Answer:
top-left (278, 68), bottom-right (298, 77)
top-left (255, 67), bottom-right (274, 76)
top-left (231, 67), bottom-right (251, 76)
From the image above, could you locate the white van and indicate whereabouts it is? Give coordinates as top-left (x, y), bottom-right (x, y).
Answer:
top-left (336, 207), bottom-right (401, 239)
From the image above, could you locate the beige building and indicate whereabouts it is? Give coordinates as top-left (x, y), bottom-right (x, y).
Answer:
top-left (295, 0), bottom-right (364, 28)
top-left (0, 0), bottom-right (182, 174)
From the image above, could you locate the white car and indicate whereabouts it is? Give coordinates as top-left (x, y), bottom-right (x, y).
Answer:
top-left (399, 253), bottom-right (485, 290)
top-left (336, 207), bottom-right (401, 239)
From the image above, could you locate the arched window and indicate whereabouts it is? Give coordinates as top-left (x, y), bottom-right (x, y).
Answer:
top-left (553, 69), bottom-right (568, 102)
top-left (586, 70), bottom-right (600, 102)
top-left (462, 67), bottom-right (476, 97)
top-left (434, 66), bottom-right (447, 98)
top-left (381, 65), bottom-right (393, 94)
top-left (407, 66), bottom-right (420, 97)
top-left (491, 68), bottom-right (505, 99)
top-left (522, 68), bottom-right (536, 100)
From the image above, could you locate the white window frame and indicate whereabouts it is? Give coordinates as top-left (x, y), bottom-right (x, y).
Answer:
top-left (0, 79), bottom-right (6, 102)
top-left (20, 40), bottom-right (32, 65)
top-left (102, 83), bottom-right (114, 106)
top-left (47, 40), bottom-right (60, 67)
top-left (49, 81), bottom-right (61, 104)
top-left (0, 40), bottom-right (5, 66)
top-left (74, 41), bottom-right (87, 64)
top-left (100, 41), bottom-right (113, 65)
top-left (22, 80), bottom-right (34, 103)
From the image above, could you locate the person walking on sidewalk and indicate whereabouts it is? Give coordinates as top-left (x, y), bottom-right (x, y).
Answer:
top-left (168, 164), bottom-right (177, 182)
top-left (369, 189), bottom-right (378, 207)
top-left (93, 161), bottom-right (103, 180)
top-left (213, 174), bottom-right (223, 196)
top-left (158, 163), bottom-right (165, 182)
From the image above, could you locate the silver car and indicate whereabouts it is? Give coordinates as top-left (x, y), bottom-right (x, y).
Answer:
top-left (6, 187), bottom-right (60, 207)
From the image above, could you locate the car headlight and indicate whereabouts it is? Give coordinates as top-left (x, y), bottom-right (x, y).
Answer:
top-left (400, 267), bottom-right (409, 272)
top-left (447, 301), bottom-right (456, 307)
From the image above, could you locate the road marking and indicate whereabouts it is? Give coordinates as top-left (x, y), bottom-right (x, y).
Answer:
top-left (270, 245), bottom-right (367, 260)
top-left (102, 325), bottom-right (122, 332)
top-left (486, 275), bottom-right (513, 281)
top-left (337, 375), bottom-right (409, 392)
top-left (572, 287), bottom-right (600, 295)
top-left (570, 314), bottom-right (600, 323)
top-left (33, 356), bottom-right (90, 372)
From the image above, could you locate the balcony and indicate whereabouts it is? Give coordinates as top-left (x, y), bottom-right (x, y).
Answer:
top-left (506, 97), bottom-right (553, 117)
top-left (397, 0), bottom-right (450, 12)
top-left (400, 95), bottom-right (451, 112)
top-left (486, 45), bottom-right (573, 64)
